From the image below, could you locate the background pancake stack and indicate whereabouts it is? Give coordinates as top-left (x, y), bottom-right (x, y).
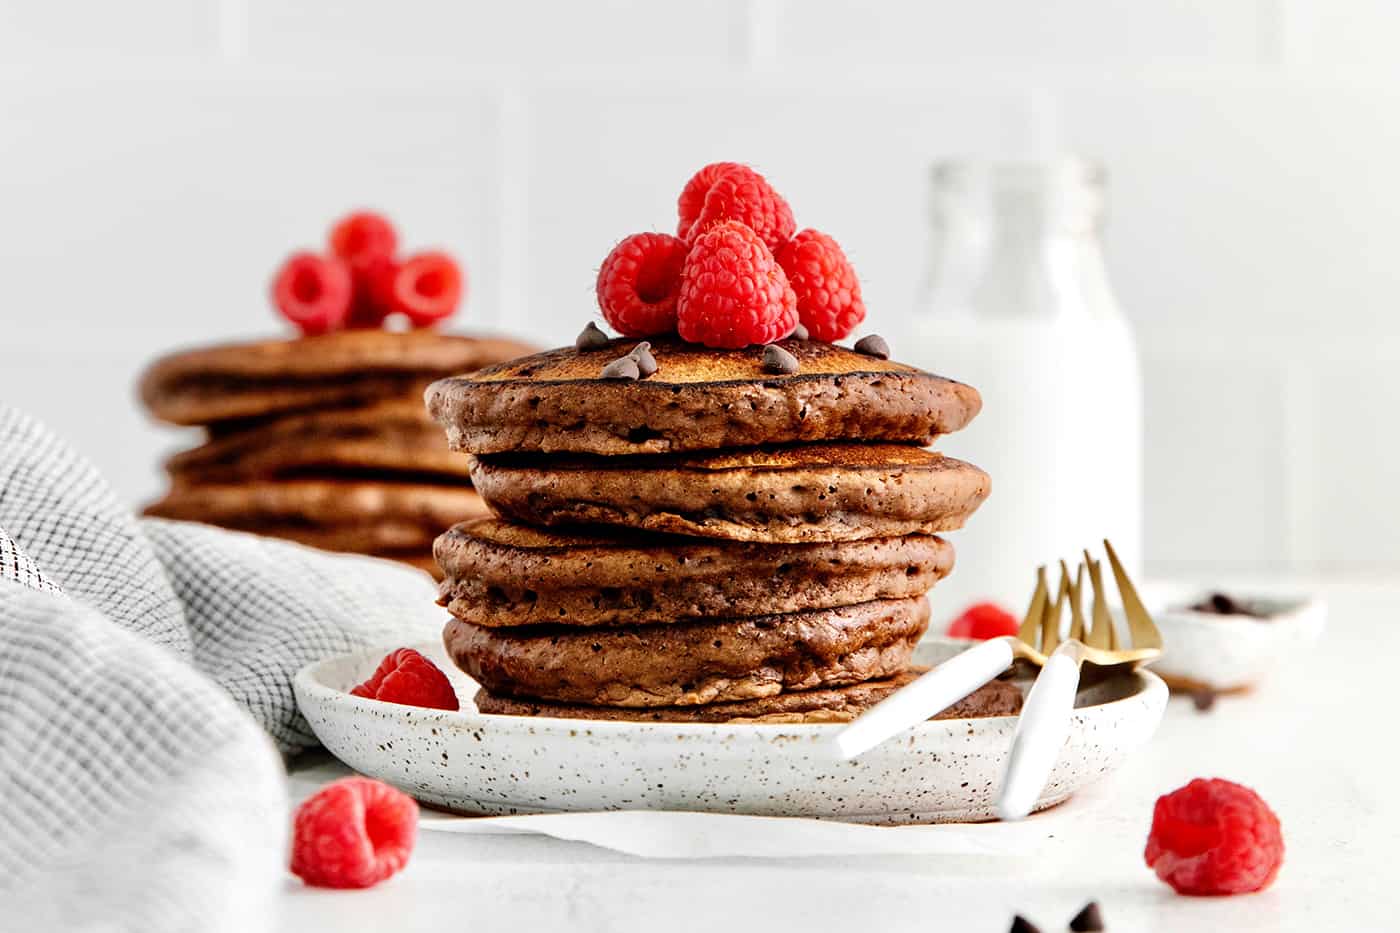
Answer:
top-left (140, 329), bottom-right (532, 575)
top-left (427, 334), bottom-right (1021, 723)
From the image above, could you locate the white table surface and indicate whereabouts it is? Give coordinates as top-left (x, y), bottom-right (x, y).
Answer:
top-left (281, 580), bottom-right (1395, 933)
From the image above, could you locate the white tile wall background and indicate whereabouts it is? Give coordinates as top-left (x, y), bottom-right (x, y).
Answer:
top-left (0, 0), bottom-right (1392, 578)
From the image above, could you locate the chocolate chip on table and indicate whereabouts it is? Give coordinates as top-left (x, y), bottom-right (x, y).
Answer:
top-left (1069, 901), bottom-right (1105, 931)
top-left (1192, 688), bottom-right (1217, 713)
top-left (853, 334), bottom-right (890, 359)
top-left (1189, 592), bottom-right (1264, 618)
top-left (789, 322), bottom-right (810, 340)
top-left (628, 341), bottom-right (658, 377)
top-left (762, 343), bottom-right (799, 374)
top-left (575, 321), bottom-right (611, 351)
top-left (1008, 916), bottom-right (1042, 933)
top-left (600, 356), bottom-right (640, 380)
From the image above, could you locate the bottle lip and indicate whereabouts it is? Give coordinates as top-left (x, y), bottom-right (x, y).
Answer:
top-left (930, 156), bottom-right (1106, 192)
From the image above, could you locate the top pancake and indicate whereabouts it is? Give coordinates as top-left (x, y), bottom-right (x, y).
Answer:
top-left (426, 335), bottom-right (982, 456)
top-left (141, 329), bottom-right (535, 425)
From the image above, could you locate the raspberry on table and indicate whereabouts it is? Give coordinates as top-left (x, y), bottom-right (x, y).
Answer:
top-left (946, 602), bottom-right (1019, 640)
top-left (351, 647), bottom-right (460, 711)
top-left (387, 251), bottom-right (464, 328)
top-left (775, 229), bottom-right (866, 342)
top-left (1145, 778), bottom-right (1284, 895)
top-left (270, 251), bottom-right (353, 336)
top-left (684, 164), bottom-right (795, 250)
top-left (596, 232), bottom-right (689, 337)
top-left (676, 220), bottom-right (798, 349)
top-left (291, 777), bottom-right (418, 889)
top-left (676, 161), bottom-right (745, 241)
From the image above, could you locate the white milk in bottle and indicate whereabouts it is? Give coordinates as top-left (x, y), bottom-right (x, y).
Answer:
top-left (897, 159), bottom-right (1142, 622)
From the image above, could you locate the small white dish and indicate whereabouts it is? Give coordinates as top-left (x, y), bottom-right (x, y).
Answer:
top-left (1143, 589), bottom-right (1326, 692)
top-left (294, 636), bottom-right (1166, 824)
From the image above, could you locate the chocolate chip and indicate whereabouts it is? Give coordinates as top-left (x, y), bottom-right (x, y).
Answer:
top-left (575, 321), bottom-right (610, 351)
top-left (854, 334), bottom-right (890, 359)
top-left (600, 356), bottom-right (640, 380)
top-left (790, 322), bottom-right (809, 340)
top-left (1008, 916), bottom-right (1042, 933)
top-left (1069, 901), bottom-right (1104, 931)
top-left (762, 344), bottom-right (799, 374)
top-left (1192, 688), bottom-right (1217, 712)
top-left (628, 341), bottom-right (658, 377)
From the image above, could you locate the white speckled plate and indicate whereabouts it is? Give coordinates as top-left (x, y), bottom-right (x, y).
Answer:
top-left (295, 637), bottom-right (1167, 824)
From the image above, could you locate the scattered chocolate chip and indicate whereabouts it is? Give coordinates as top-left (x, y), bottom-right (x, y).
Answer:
top-left (854, 334), bottom-right (890, 359)
top-left (1189, 592), bottom-right (1264, 617)
top-left (1069, 901), bottom-right (1104, 931)
top-left (575, 321), bottom-right (611, 351)
top-left (600, 356), bottom-right (640, 380)
top-left (762, 343), bottom-right (799, 374)
top-left (1009, 916), bottom-right (1042, 933)
top-left (789, 322), bottom-right (809, 340)
top-left (627, 341), bottom-right (658, 377)
top-left (1192, 688), bottom-right (1217, 712)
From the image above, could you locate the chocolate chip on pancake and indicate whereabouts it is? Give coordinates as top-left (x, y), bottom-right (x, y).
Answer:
top-left (165, 399), bottom-right (470, 484)
top-left (435, 517), bottom-right (954, 627)
top-left (141, 330), bottom-right (534, 425)
top-left (468, 443), bottom-right (990, 543)
top-left (143, 479), bottom-right (488, 553)
top-left (473, 668), bottom-right (1024, 723)
top-left (444, 596), bottom-right (929, 707)
top-left (426, 336), bottom-right (981, 456)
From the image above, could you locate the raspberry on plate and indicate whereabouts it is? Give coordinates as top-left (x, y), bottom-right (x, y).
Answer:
top-left (684, 164), bottom-right (795, 250)
top-left (291, 777), bottom-right (417, 889)
top-left (596, 232), bottom-right (689, 336)
top-left (351, 647), bottom-right (459, 711)
top-left (676, 161), bottom-right (745, 241)
top-left (676, 220), bottom-right (798, 349)
top-left (946, 602), bottom-right (1020, 640)
top-left (388, 251), bottom-right (464, 327)
top-left (1145, 778), bottom-right (1284, 896)
top-left (270, 252), bottom-right (353, 336)
top-left (775, 229), bottom-right (866, 342)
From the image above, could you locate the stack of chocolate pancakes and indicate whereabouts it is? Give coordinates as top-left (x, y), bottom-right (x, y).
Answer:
top-left (427, 334), bottom-right (1021, 722)
top-left (140, 329), bottom-right (532, 574)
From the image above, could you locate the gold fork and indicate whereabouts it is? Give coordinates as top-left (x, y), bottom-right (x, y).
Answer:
top-left (995, 541), bottom-right (1163, 819)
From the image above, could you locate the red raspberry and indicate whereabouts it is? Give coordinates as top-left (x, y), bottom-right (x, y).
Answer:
top-left (676, 161), bottom-right (744, 241)
top-left (387, 251), bottom-right (464, 328)
top-left (291, 777), bottom-right (417, 889)
top-left (270, 252), bottom-right (353, 336)
top-left (946, 602), bottom-right (1020, 640)
top-left (351, 647), bottom-right (459, 711)
top-left (344, 258), bottom-right (397, 329)
top-left (596, 232), bottom-right (689, 337)
top-left (684, 164), bottom-right (795, 250)
top-left (329, 211), bottom-right (398, 272)
top-left (676, 220), bottom-right (797, 349)
top-left (775, 229), bottom-right (866, 342)
top-left (1145, 778), bottom-right (1284, 896)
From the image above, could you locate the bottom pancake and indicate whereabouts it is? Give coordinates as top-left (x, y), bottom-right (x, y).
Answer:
top-left (444, 596), bottom-right (929, 708)
top-left (473, 668), bottom-right (1024, 724)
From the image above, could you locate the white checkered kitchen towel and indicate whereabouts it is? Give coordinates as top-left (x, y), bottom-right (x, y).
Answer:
top-left (0, 406), bottom-right (447, 931)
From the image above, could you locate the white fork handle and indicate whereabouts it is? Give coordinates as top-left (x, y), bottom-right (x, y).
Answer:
top-left (996, 643), bottom-right (1082, 821)
top-left (831, 637), bottom-right (1016, 760)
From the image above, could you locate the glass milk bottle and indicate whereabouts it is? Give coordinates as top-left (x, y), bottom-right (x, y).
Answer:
top-left (903, 159), bottom-right (1142, 622)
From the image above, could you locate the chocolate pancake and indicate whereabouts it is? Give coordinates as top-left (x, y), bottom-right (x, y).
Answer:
top-left (474, 668), bottom-right (1024, 723)
top-left (426, 336), bottom-right (982, 456)
top-left (165, 400), bottom-right (470, 483)
top-left (468, 443), bottom-right (990, 543)
top-left (141, 330), bottom-right (534, 425)
top-left (443, 596), bottom-right (929, 707)
top-left (435, 517), bottom-right (954, 627)
top-left (143, 479), bottom-right (488, 552)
